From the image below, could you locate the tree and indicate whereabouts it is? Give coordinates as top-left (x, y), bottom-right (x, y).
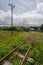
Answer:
top-left (40, 24), bottom-right (43, 31)
top-left (34, 26), bottom-right (39, 31)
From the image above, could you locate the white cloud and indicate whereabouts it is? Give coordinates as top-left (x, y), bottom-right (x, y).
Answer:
top-left (0, 2), bottom-right (43, 27)
top-left (36, 3), bottom-right (43, 14)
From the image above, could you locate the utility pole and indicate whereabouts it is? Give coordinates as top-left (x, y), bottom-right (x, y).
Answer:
top-left (8, 3), bottom-right (15, 35)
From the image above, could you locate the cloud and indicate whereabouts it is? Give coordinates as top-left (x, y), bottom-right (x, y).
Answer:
top-left (0, 0), bottom-right (37, 14)
top-left (36, 0), bottom-right (43, 3)
top-left (36, 3), bottom-right (43, 14)
top-left (0, 2), bottom-right (43, 27)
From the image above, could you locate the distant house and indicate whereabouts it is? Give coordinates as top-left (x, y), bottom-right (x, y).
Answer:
top-left (30, 27), bottom-right (34, 31)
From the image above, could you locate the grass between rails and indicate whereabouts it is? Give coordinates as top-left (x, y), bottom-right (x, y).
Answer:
top-left (0, 30), bottom-right (43, 65)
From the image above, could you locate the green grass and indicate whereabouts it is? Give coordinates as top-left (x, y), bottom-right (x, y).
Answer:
top-left (0, 30), bottom-right (43, 65)
top-left (0, 31), bottom-right (29, 59)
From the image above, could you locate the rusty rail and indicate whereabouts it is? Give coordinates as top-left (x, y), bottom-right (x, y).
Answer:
top-left (0, 38), bottom-right (29, 64)
top-left (0, 46), bottom-right (18, 64)
top-left (21, 48), bottom-right (31, 65)
top-left (0, 37), bottom-right (35, 65)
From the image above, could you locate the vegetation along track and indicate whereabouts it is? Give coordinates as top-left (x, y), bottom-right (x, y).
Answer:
top-left (0, 37), bottom-right (35, 65)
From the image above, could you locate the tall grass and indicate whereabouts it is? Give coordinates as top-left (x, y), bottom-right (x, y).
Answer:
top-left (0, 31), bottom-right (43, 65)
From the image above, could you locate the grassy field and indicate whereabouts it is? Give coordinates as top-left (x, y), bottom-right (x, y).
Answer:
top-left (0, 30), bottom-right (43, 65)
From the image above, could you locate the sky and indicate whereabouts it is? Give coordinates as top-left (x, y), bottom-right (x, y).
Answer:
top-left (0, 0), bottom-right (43, 27)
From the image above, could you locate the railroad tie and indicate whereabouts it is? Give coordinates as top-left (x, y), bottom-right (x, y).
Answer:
top-left (3, 61), bottom-right (12, 65)
top-left (16, 52), bottom-right (35, 63)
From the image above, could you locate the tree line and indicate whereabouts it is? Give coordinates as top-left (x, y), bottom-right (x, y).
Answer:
top-left (0, 24), bottom-right (43, 32)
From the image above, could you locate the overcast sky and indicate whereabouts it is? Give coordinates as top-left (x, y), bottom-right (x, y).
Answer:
top-left (0, 0), bottom-right (43, 27)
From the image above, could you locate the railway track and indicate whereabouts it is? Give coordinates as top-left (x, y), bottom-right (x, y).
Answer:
top-left (0, 38), bottom-right (35, 65)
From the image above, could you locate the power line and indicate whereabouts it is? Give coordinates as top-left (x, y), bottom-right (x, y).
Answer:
top-left (8, 0), bottom-right (32, 13)
top-left (16, 0), bottom-right (32, 10)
